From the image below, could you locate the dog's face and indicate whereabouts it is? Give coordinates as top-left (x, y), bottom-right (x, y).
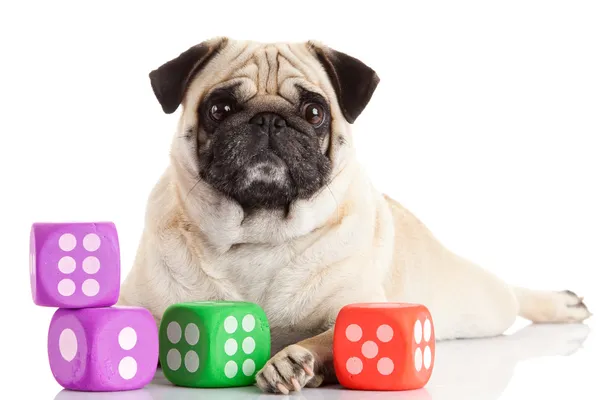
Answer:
top-left (149, 38), bottom-right (379, 210)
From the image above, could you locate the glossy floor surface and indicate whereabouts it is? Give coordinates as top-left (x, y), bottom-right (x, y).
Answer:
top-left (49, 319), bottom-right (597, 400)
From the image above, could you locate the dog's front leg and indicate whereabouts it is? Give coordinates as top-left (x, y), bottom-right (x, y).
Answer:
top-left (256, 328), bottom-right (336, 394)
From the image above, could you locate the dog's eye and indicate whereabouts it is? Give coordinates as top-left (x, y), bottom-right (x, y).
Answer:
top-left (303, 103), bottom-right (325, 127)
top-left (209, 102), bottom-right (235, 122)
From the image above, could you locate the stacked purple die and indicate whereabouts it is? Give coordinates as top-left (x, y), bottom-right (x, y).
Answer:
top-left (30, 222), bottom-right (158, 391)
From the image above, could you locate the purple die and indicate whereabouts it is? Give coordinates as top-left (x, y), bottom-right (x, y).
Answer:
top-left (30, 222), bottom-right (120, 308)
top-left (48, 306), bottom-right (159, 391)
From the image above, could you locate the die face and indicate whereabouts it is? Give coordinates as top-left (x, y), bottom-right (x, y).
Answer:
top-left (334, 306), bottom-right (406, 390)
top-left (30, 222), bottom-right (120, 308)
top-left (48, 307), bottom-right (158, 391)
top-left (93, 307), bottom-right (159, 390)
top-left (48, 310), bottom-right (90, 388)
top-left (159, 305), bottom-right (209, 387)
top-left (210, 302), bottom-right (270, 386)
top-left (402, 307), bottom-right (435, 390)
top-left (159, 301), bottom-right (270, 388)
top-left (333, 303), bottom-right (435, 391)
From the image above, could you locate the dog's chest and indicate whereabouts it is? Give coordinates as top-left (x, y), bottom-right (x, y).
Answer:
top-left (215, 244), bottom-right (313, 307)
top-left (208, 246), bottom-right (333, 352)
top-left (210, 243), bottom-right (330, 314)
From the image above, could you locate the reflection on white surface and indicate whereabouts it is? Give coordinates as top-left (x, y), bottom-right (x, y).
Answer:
top-left (426, 322), bottom-right (591, 399)
top-left (54, 322), bottom-right (591, 400)
top-left (54, 388), bottom-right (154, 400)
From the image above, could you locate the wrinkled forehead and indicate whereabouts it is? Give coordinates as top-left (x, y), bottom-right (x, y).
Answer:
top-left (183, 41), bottom-right (333, 110)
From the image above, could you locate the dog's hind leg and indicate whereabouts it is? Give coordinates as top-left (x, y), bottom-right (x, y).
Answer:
top-left (399, 259), bottom-right (592, 341)
top-left (385, 197), bottom-right (592, 340)
top-left (389, 243), bottom-right (591, 340)
top-left (397, 254), bottom-right (592, 341)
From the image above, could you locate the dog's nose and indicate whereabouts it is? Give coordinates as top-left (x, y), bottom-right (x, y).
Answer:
top-left (249, 112), bottom-right (287, 133)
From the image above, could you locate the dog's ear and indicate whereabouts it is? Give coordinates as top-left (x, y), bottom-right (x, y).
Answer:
top-left (149, 37), bottom-right (228, 114)
top-left (308, 42), bottom-right (379, 124)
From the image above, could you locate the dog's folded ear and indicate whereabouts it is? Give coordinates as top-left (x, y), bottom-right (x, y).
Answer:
top-left (149, 37), bottom-right (228, 114)
top-left (308, 42), bottom-right (380, 124)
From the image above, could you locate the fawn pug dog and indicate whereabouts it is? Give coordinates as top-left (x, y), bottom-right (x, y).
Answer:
top-left (118, 37), bottom-right (591, 394)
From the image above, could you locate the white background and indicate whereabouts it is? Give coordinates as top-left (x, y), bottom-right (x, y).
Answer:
top-left (0, 1), bottom-right (598, 398)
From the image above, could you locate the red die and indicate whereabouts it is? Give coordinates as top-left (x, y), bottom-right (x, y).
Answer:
top-left (333, 303), bottom-right (435, 391)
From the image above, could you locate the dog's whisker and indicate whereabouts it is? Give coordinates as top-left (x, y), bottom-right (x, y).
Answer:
top-left (325, 183), bottom-right (340, 223)
top-left (184, 177), bottom-right (202, 203)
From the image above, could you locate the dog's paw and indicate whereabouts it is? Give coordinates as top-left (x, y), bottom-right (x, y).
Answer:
top-left (518, 288), bottom-right (592, 324)
top-left (559, 290), bottom-right (592, 322)
top-left (255, 344), bottom-right (321, 394)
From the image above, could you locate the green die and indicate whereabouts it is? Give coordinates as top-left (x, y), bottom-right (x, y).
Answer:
top-left (159, 301), bottom-right (271, 387)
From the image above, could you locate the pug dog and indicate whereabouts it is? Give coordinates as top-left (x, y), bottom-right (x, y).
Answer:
top-left (118, 37), bottom-right (591, 394)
